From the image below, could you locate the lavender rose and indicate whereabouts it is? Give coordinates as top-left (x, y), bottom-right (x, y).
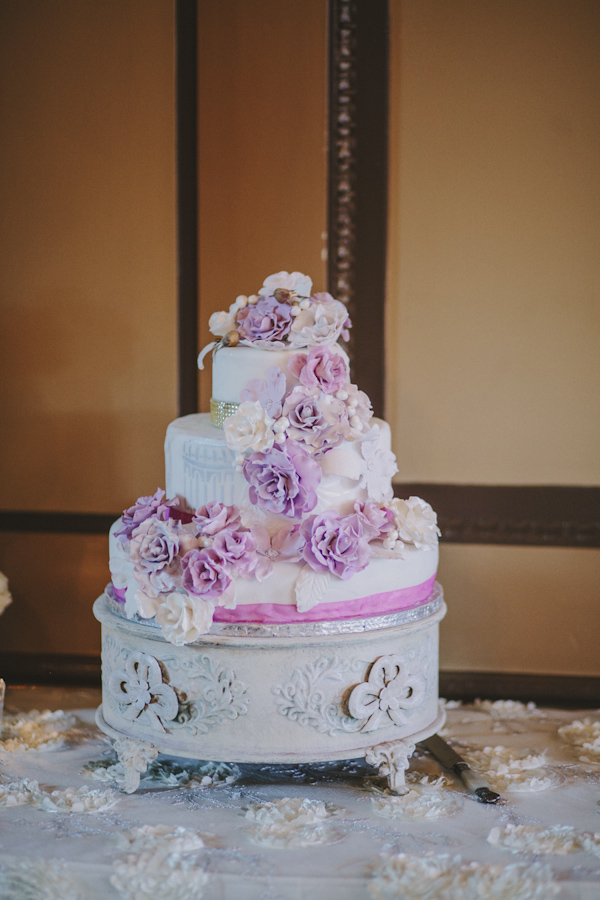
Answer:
top-left (282, 385), bottom-right (347, 456)
top-left (115, 488), bottom-right (176, 544)
top-left (193, 501), bottom-right (241, 536)
top-left (212, 527), bottom-right (259, 578)
top-left (241, 366), bottom-right (287, 418)
top-left (236, 295), bottom-right (293, 343)
top-left (182, 547), bottom-right (232, 600)
top-left (288, 346), bottom-right (348, 394)
top-left (129, 517), bottom-right (184, 573)
top-left (242, 440), bottom-right (321, 519)
top-left (301, 511), bottom-right (372, 580)
top-left (354, 501), bottom-right (396, 540)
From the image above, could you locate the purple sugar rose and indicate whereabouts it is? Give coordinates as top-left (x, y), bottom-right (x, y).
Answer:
top-left (193, 501), bottom-right (240, 536)
top-left (115, 488), bottom-right (176, 544)
top-left (282, 385), bottom-right (347, 456)
top-left (289, 347), bottom-right (348, 394)
top-left (354, 501), bottom-right (395, 540)
top-left (243, 440), bottom-right (321, 519)
top-left (236, 295), bottom-right (293, 344)
top-left (251, 523), bottom-right (306, 562)
top-left (212, 527), bottom-right (258, 578)
top-left (241, 366), bottom-right (287, 418)
top-left (129, 517), bottom-right (181, 573)
top-left (301, 511), bottom-right (372, 580)
top-left (182, 547), bottom-right (232, 600)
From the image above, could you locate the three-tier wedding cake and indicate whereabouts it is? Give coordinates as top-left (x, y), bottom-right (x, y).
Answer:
top-left (94, 272), bottom-right (445, 793)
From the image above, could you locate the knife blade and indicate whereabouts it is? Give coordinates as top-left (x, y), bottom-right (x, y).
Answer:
top-left (421, 734), bottom-right (500, 803)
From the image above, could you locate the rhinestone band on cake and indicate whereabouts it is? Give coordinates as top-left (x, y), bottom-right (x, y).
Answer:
top-left (210, 397), bottom-right (239, 427)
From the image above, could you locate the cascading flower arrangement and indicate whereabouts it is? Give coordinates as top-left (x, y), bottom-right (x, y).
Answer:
top-left (111, 273), bottom-right (439, 644)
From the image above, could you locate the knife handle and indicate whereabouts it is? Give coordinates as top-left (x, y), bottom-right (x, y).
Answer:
top-left (455, 764), bottom-right (489, 793)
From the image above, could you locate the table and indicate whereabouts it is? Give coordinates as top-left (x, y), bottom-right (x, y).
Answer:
top-left (1, 687), bottom-right (599, 899)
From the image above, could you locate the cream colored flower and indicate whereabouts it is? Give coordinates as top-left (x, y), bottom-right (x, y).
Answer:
top-left (223, 400), bottom-right (276, 453)
top-left (391, 496), bottom-right (440, 550)
top-left (156, 591), bottom-right (215, 645)
top-left (288, 299), bottom-right (348, 348)
top-left (259, 270), bottom-right (313, 298)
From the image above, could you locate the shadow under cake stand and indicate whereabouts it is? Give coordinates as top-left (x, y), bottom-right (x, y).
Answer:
top-left (93, 584), bottom-right (446, 793)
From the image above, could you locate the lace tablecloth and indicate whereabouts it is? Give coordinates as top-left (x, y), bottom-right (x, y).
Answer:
top-left (1, 695), bottom-right (599, 899)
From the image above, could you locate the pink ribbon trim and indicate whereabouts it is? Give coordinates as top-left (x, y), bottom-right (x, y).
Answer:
top-left (213, 574), bottom-right (437, 624)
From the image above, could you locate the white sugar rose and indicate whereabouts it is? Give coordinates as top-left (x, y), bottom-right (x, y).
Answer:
top-left (223, 400), bottom-right (276, 453)
top-left (208, 294), bottom-right (249, 338)
top-left (155, 591), bottom-right (215, 645)
top-left (289, 299), bottom-right (348, 348)
top-left (259, 270), bottom-right (313, 298)
top-left (391, 496), bottom-right (441, 550)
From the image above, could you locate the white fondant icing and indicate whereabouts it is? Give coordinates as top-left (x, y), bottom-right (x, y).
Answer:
top-left (165, 412), bottom-right (393, 515)
top-left (212, 342), bottom-right (349, 404)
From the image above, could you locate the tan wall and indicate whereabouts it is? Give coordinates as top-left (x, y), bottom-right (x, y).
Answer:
top-left (388, 0), bottom-right (600, 486)
top-left (389, 0), bottom-right (600, 676)
top-left (0, 0), bottom-right (176, 656)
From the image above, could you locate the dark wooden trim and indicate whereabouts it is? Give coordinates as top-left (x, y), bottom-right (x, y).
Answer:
top-left (440, 670), bottom-right (600, 708)
top-left (175, 0), bottom-right (199, 417)
top-left (0, 511), bottom-right (116, 534)
top-left (3, 654), bottom-right (598, 706)
top-left (394, 484), bottom-right (600, 547)
top-left (327, 0), bottom-right (389, 418)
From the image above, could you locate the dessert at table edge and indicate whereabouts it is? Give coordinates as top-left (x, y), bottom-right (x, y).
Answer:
top-left (107, 271), bottom-right (440, 645)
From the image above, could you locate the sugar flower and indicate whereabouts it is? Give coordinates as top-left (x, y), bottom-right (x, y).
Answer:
top-left (208, 294), bottom-right (249, 338)
top-left (181, 548), bottom-right (233, 601)
top-left (243, 440), bottom-right (321, 519)
top-left (212, 527), bottom-right (259, 579)
top-left (241, 366), bottom-right (287, 419)
top-left (301, 511), bottom-right (372, 580)
top-left (223, 400), bottom-right (276, 454)
top-left (282, 385), bottom-right (347, 456)
top-left (391, 496), bottom-right (441, 549)
top-left (288, 297), bottom-right (349, 348)
top-left (193, 501), bottom-right (241, 536)
top-left (115, 488), bottom-right (176, 544)
top-left (359, 426), bottom-right (398, 502)
top-left (129, 517), bottom-right (193, 576)
top-left (236, 295), bottom-right (293, 344)
top-left (155, 592), bottom-right (214, 644)
top-left (354, 500), bottom-right (396, 539)
top-left (259, 271), bottom-right (313, 298)
top-left (288, 346), bottom-right (348, 394)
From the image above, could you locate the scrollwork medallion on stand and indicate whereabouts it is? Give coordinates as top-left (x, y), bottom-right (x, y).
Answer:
top-left (164, 653), bottom-right (249, 736)
top-left (273, 657), bottom-right (367, 736)
top-left (347, 654), bottom-right (426, 732)
top-left (108, 651), bottom-right (179, 733)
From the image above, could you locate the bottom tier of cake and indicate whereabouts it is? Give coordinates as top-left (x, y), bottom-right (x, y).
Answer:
top-left (93, 586), bottom-right (446, 793)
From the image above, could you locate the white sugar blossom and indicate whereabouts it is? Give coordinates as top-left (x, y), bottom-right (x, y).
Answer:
top-left (289, 299), bottom-right (348, 348)
top-left (156, 592), bottom-right (215, 645)
top-left (208, 294), bottom-right (248, 337)
top-left (223, 400), bottom-right (276, 454)
top-left (259, 270), bottom-right (313, 298)
top-left (391, 497), bottom-right (440, 550)
top-left (0, 571), bottom-right (12, 616)
top-left (359, 428), bottom-right (397, 502)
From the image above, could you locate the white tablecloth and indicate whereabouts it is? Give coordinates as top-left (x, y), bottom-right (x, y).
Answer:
top-left (1, 697), bottom-right (599, 899)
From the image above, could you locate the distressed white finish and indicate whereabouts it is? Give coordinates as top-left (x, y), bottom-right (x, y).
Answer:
top-left (94, 590), bottom-right (446, 792)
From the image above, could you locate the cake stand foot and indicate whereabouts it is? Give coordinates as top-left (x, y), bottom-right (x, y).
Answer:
top-left (365, 739), bottom-right (416, 795)
top-left (114, 736), bottom-right (159, 793)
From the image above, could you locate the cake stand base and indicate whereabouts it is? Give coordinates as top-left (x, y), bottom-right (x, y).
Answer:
top-left (93, 586), bottom-right (446, 794)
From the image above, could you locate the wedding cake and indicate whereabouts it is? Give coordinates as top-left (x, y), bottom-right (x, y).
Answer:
top-left (106, 271), bottom-right (440, 644)
top-left (95, 272), bottom-right (445, 792)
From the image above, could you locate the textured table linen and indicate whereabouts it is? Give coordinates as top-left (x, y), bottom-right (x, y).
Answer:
top-left (0, 698), bottom-right (599, 899)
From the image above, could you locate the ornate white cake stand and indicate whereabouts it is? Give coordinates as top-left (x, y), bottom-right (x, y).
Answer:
top-left (93, 584), bottom-right (446, 794)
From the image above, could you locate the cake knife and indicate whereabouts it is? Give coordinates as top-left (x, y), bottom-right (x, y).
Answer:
top-left (421, 734), bottom-right (500, 803)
